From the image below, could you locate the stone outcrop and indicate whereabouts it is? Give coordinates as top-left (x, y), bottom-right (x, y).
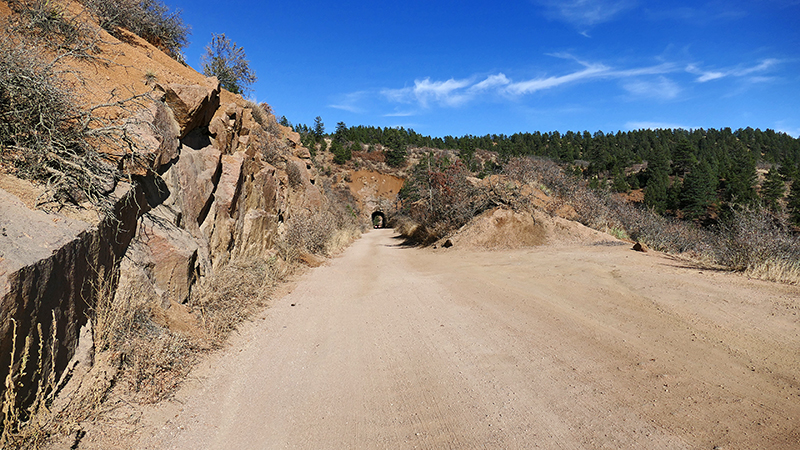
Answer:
top-left (0, 80), bottom-right (323, 421)
top-left (0, 182), bottom-right (145, 412)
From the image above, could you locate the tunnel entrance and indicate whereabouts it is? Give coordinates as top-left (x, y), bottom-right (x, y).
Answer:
top-left (371, 211), bottom-right (387, 228)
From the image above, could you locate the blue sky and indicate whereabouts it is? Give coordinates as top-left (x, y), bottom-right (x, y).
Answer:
top-left (168, 0), bottom-right (800, 138)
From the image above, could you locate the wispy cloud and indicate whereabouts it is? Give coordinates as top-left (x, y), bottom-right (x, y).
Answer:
top-left (329, 91), bottom-right (370, 113)
top-left (375, 57), bottom-right (679, 110)
top-left (622, 76), bottom-right (681, 99)
top-left (626, 121), bottom-right (694, 131)
top-left (381, 77), bottom-right (474, 107)
top-left (505, 60), bottom-right (610, 95)
top-left (686, 59), bottom-right (781, 82)
top-left (338, 55), bottom-right (782, 116)
top-left (536, 0), bottom-right (637, 27)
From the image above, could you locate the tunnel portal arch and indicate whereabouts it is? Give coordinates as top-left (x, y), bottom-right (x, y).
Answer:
top-left (371, 211), bottom-right (387, 228)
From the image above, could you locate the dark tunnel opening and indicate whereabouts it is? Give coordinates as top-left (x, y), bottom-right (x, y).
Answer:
top-left (371, 211), bottom-right (387, 228)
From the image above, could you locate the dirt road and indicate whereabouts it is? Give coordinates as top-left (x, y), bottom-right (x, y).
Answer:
top-left (112, 229), bottom-right (799, 449)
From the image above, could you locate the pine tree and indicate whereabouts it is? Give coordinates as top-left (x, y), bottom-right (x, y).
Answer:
top-left (313, 116), bottom-right (325, 138)
top-left (331, 140), bottom-right (350, 164)
top-left (644, 147), bottom-right (670, 213)
top-left (721, 142), bottom-right (757, 206)
top-left (680, 160), bottom-right (717, 221)
top-left (788, 173), bottom-right (800, 227)
top-left (760, 167), bottom-right (785, 211)
top-left (201, 33), bottom-right (256, 95)
top-left (672, 138), bottom-right (697, 176)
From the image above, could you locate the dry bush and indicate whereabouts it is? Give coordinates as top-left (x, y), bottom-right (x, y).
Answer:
top-left (78, 0), bottom-right (189, 61)
top-left (713, 207), bottom-right (800, 283)
top-left (399, 154), bottom-right (488, 244)
top-left (6, 0), bottom-right (100, 53)
top-left (252, 125), bottom-right (289, 166)
top-left (504, 156), bottom-right (800, 283)
top-left (282, 181), bottom-right (364, 256)
top-left (245, 101), bottom-right (284, 137)
top-left (286, 161), bottom-right (303, 187)
top-left (191, 259), bottom-right (274, 345)
top-left (118, 312), bottom-right (195, 404)
top-left (0, 36), bottom-right (117, 205)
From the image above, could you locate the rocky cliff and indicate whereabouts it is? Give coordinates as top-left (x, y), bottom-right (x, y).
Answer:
top-left (0, 1), bottom-right (353, 429)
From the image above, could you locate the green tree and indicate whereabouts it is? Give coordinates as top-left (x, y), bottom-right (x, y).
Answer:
top-left (644, 147), bottom-right (670, 213)
top-left (721, 142), bottom-right (757, 206)
top-left (760, 167), bottom-right (785, 211)
top-left (331, 140), bottom-right (351, 164)
top-left (679, 160), bottom-right (717, 221)
top-left (335, 121), bottom-right (348, 143)
top-left (313, 116), bottom-right (325, 137)
top-left (788, 173), bottom-right (800, 227)
top-left (671, 138), bottom-right (697, 176)
top-left (385, 141), bottom-right (407, 168)
top-left (201, 33), bottom-right (257, 95)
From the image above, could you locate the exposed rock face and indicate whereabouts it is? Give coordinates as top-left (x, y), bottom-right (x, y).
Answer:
top-left (346, 170), bottom-right (404, 220)
top-left (122, 98), bottom-right (182, 175)
top-left (0, 183), bottom-right (145, 412)
top-left (0, 70), bottom-right (322, 420)
top-left (158, 78), bottom-right (221, 139)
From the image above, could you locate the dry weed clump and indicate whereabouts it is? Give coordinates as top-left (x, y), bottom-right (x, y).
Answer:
top-left (713, 207), bottom-right (800, 284)
top-left (398, 154), bottom-right (489, 244)
top-left (78, 0), bottom-right (189, 61)
top-left (118, 312), bottom-right (195, 404)
top-left (191, 259), bottom-right (274, 346)
top-left (503, 156), bottom-right (800, 284)
top-left (282, 181), bottom-right (365, 256)
top-left (0, 34), bottom-right (118, 206)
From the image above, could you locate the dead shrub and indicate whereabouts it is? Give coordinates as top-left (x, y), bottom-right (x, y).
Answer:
top-left (118, 312), bottom-right (195, 404)
top-left (191, 259), bottom-right (273, 345)
top-left (281, 181), bottom-right (364, 256)
top-left (78, 0), bottom-right (189, 61)
top-left (503, 156), bottom-right (800, 283)
top-left (253, 126), bottom-right (288, 166)
top-left (0, 30), bottom-right (159, 211)
top-left (286, 161), bottom-right (303, 187)
top-left (399, 153), bottom-right (488, 244)
top-left (713, 207), bottom-right (800, 283)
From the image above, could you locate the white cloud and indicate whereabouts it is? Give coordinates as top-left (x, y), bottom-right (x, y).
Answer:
top-left (505, 64), bottom-right (609, 95)
top-left (687, 59), bottom-right (781, 82)
top-left (373, 56), bottom-right (681, 110)
top-left (626, 121), bottom-right (694, 131)
top-left (329, 91), bottom-right (369, 113)
top-left (622, 76), bottom-right (681, 99)
top-left (381, 77), bottom-right (474, 107)
top-left (470, 73), bottom-right (511, 92)
top-left (537, 0), bottom-right (637, 27)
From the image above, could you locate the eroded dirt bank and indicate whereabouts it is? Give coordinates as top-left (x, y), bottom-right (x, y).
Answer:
top-left (75, 229), bottom-right (799, 449)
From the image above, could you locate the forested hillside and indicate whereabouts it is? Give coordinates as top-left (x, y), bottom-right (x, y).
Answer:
top-left (291, 120), bottom-right (800, 225)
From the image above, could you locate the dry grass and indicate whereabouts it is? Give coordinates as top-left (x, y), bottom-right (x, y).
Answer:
top-left (77, 0), bottom-right (189, 61)
top-left (191, 259), bottom-right (275, 346)
top-left (503, 156), bottom-right (800, 284)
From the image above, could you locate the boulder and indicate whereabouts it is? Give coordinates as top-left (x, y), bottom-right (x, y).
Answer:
top-left (162, 145), bottom-right (222, 235)
top-left (128, 208), bottom-right (201, 304)
top-left (159, 78), bottom-right (221, 139)
top-left (201, 152), bottom-right (245, 266)
top-left (121, 98), bottom-right (181, 175)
